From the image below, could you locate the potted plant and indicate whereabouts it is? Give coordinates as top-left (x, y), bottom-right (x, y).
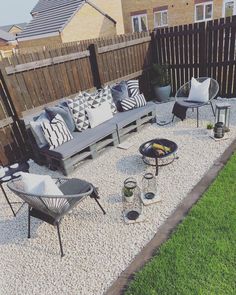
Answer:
top-left (151, 63), bottom-right (171, 102)
top-left (122, 186), bottom-right (134, 203)
top-left (206, 122), bottom-right (214, 136)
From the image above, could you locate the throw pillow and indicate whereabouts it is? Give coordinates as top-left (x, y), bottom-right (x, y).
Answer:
top-left (85, 86), bottom-right (117, 114)
top-left (133, 93), bottom-right (147, 108)
top-left (86, 101), bottom-right (113, 128)
top-left (111, 81), bottom-right (129, 111)
top-left (66, 93), bottom-right (90, 131)
top-left (187, 77), bottom-right (211, 103)
top-left (127, 80), bottom-right (140, 97)
top-left (45, 102), bottom-right (75, 132)
top-left (30, 112), bottom-right (49, 148)
top-left (41, 114), bottom-right (73, 150)
top-left (120, 97), bottom-right (136, 111)
top-left (20, 172), bottom-right (48, 194)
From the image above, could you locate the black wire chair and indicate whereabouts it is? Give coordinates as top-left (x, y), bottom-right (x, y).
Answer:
top-left (173, 77), bottom-right (219, 127)
top-left (7, 177), bottom-right (106, 257)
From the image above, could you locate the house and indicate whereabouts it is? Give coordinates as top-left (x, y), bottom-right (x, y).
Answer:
top-left (0, 29), bottom-right (17, 50)
top-left (120, 0), bottom-right (236, 33)
top-left (17, 0), bottom-right (117, 48)
top-left (0, 23), bottom-right (27, 36)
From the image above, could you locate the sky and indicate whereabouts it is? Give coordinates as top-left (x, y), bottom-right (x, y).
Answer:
top-left (0, 0), bottom-right (38, 26)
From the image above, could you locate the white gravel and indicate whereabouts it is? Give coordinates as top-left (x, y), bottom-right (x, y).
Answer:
top-left (0, 98), bottom-right (236, 295)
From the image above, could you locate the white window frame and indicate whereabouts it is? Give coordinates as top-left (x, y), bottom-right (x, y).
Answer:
top-left (195, 1), bottom-right (213, 23)
top-left (131, 14), bottom-right (148, 33)
top-left (154, 10), bottom-right (168, 28)
top-left (222, 0), bottom-right (236, 17)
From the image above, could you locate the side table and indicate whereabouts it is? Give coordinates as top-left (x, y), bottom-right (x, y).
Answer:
top-left (0, 161), bottom-right (29, 216)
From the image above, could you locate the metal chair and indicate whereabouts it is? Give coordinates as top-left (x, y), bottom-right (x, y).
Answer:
top-left (7, 177), bottom-right (106, 257)
top-left (172, 77), bottom-right (219, 127)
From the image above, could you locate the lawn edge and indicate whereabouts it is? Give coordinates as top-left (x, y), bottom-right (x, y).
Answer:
top-left (105, 138), bottom-right (236, 295)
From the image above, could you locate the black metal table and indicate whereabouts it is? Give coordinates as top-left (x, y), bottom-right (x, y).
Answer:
top-left (139, 139), bottom-right (178, 176)
top-left (0, 161), bottom-right (29, 216)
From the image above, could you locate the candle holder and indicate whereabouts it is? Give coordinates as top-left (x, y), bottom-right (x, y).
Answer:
top-left (141, 172), bottom-right (161, 205)
top-left (215, 102), bottom-right (231, 132)
top-left (122, 177), bottom-right (144, 224)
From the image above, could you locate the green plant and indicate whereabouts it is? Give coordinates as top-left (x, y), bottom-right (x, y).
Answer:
top-left (123, 187), bottom-right (133, 197)
top-left (207, 123), bottom-right (214, 130)
top-left (151, 63), bottom-right (171, 87)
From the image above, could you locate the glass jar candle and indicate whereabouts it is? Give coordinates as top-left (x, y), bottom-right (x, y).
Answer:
top-left (142, 172), bottom-right (159, 201)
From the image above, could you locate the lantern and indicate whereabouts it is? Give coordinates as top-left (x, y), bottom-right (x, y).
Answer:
top-left (122, 177), bottom-right (143, 223)
top-left (215, 102), bottom-right (231, 132)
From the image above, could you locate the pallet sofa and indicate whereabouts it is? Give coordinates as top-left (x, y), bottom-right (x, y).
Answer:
top-left (23, 82), bottom-right (156, 176)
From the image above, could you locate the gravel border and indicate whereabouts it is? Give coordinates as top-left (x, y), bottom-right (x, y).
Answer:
top-left (105, 138), bottom-right (236, 295)
top-left (0, 99), bottom-right (236, 295)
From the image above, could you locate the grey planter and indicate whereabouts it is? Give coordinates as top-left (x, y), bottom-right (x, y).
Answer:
top-left (153, 84), bottom-right (171, 102)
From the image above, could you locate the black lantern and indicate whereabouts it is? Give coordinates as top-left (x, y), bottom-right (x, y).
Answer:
top-left (215, 102), bottom-right (231, 132)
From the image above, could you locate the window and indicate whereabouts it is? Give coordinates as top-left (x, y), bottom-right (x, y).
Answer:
top-left (223, 0), bottom-right (236, 17)
top-left (195, 1), bottom-right (213, 22)
top-left (132, 14), bottom-right (148, 32)
top-left (154, 10), bottom-right (168, 28)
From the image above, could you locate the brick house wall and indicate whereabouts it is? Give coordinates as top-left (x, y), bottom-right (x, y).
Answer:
top-left (121, 0), bottom-right (228, 33)
top-left (18, 35), bottom-right (62, 48)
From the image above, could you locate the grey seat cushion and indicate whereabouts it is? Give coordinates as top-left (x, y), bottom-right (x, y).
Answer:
top-left (110, 101), bottom-right (156, 129)
top-left (41, 120), bottom-right (117, 159)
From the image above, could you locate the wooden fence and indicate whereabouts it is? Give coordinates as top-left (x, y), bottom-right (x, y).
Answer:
top-left (155, 16), bottom-right (236, 97)
top-left (0, 32), bottom-right (153, 164)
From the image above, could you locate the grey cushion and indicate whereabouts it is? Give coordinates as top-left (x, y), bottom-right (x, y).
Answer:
top-left (42, 120), bottom-right (117, 159)
top-left (45, 103), bottom-right (75, 132)
top-left (111, 81), bottom-right (129, 111)
top-left (110, 101), bottom-right (156, 129)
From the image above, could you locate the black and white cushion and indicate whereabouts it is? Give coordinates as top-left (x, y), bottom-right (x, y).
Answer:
top-left (66, 94), bottom-right (90, 131)
top-left (120, 97), bottom-right (136, 111)
top-left (127, 80), bottom-right (140, 97)
top-left (133, 93), bottom-right (147, 107)
top-left (41, 114), bottom-right (73, 150)
top-left (85, 86), bottom-right (117, 114)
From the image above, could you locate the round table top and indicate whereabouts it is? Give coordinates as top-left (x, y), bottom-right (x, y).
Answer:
top-left (139, 138), bottom-right (178, 159)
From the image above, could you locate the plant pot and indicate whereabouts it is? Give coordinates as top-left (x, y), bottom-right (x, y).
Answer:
top-left (125, 195), bottom-right (134, 203)
top-left (153, 84), bottom-right (171, 102)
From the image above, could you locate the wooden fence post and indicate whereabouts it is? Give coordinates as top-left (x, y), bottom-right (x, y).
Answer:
top-left (88, 43), bottom-right (102, 88)
top-left (150, 30), bottom-right (158, 64)
top-left (199, 22), bottom-right (207, 77)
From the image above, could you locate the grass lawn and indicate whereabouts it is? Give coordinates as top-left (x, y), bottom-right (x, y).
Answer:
top-left (125, 153), bottom-right (236, 295)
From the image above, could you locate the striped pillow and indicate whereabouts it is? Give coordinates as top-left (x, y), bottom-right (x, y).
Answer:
top-left (133, 93), bottom-right (147, 107)
top-left (127, 80), bottom-right (140, 97)
top-left (41, 114), bottom-right (73, 150)
top-left (120, 97), bottom-right (136, 111)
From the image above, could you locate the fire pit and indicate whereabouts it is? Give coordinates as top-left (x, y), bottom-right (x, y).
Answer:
top-left (139, 138), bottom-right (178, 176)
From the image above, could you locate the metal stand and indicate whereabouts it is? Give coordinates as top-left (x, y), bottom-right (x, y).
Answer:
top-left (56, 222), bottom-right (64, 258)
top-left (94, 197), bottom-right (106, 215)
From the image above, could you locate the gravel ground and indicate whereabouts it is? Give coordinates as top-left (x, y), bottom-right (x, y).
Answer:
top-left (0, 98), bottom-right (236, 295)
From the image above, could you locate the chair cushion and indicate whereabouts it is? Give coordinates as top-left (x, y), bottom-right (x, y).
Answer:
top-left (59, 178), bottom-right (91, 195)
top-left (86, 101), bottom-right (113, 128)
top-left (41, 114), bottom-right (73, 150)
top-left (187, 77), bottom-right (210, 103)
top-left (45, 103), bottom-right (75, 132)
top-left (41, 120), bottom-right (117, 159)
